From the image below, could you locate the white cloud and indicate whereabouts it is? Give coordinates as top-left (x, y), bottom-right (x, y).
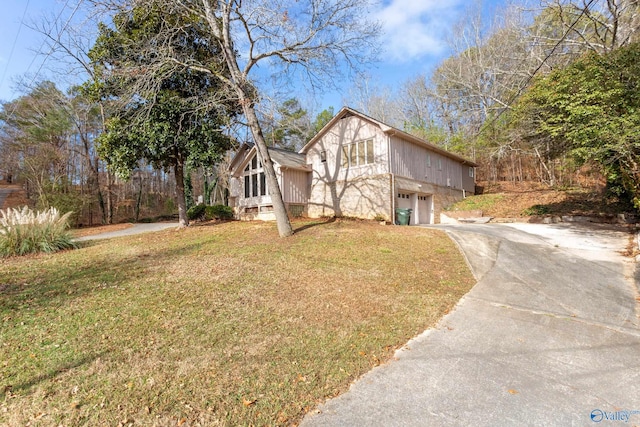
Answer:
top-left (373, 0), bottom-right (463, 62)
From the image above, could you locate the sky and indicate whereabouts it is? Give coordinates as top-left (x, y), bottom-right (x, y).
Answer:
top-left (0, 0), bottom-right (507, 110)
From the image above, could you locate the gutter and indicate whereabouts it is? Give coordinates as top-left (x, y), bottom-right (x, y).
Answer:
top-left (388, 133), bottom-right (395, 224)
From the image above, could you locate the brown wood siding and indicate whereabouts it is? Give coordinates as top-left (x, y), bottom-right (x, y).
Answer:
top-left (390, 137), bottom-right (465, 190)
top-left (282, 169), bottom-right (308, 204)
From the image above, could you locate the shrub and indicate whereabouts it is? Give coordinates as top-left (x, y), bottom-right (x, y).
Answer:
top-left (205, 204), bottom-right (234, 220)
top-left (187, 203), bottom-right (207, 221)
top-left (523, 204), bottom-right (551, 216)
top-left (0, 206), bottom-right (77, 257)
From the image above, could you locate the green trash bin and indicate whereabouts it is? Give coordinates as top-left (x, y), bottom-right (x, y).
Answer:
top-left (395, 208), bottom-right (412, 225)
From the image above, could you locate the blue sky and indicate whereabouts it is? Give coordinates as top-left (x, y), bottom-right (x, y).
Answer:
top-left (0, 0), bottom-right (506, 109)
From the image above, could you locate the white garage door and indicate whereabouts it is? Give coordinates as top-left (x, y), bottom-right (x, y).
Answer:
top-left (417, 194), bottom-right (432, 224)
top-left (397, 192), bottom-right (411, 209)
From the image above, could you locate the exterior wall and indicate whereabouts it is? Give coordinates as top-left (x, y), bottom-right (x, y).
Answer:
top-left (282, 169), bottom-right (308, 204)
top-left (230, 150), bottom-right (311, 220)
top-left (305, 115), bottom-right (392, 220)
top-left (307, 173), bottom-right (392, 221)
top-left (390, 136), bottom-right (467, 191)
top-left (305, 115), bottom-right (390, 183)
top-left (229, 111), bottom-right (475, 223)
top-left (462, 166), bottom-right (476, 194)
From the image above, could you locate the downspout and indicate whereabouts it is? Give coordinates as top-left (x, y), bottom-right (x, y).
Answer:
top-left (388, 134), bottom-right (395, 225)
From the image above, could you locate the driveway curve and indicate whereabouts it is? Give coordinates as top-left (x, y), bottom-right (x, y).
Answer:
top-left (301, 223), bottom-right (640, 426)
top-left (74, 222), bottom-right (179, 241)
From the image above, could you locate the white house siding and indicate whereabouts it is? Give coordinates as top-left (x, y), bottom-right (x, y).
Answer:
top-left (305, 115), bottom-right (390, 181)
top-left (305, 115), bottom-right (392, 219)
top-left (307, 173), bottom-right (392, 220)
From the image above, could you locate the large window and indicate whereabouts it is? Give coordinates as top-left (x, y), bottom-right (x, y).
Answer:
top-left (243, 154), bottom-right (267, 198)
top-left (341, 139), bottom-right (374, 168)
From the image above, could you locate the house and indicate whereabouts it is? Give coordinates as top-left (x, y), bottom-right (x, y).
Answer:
top-left (228, 107), bottom-right (477, 224)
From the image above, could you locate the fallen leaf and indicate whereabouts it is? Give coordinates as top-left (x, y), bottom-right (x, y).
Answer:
top-left (243, 398), bottom-right (257, 407)
top-left (508, 389), bottom-right (519, 395)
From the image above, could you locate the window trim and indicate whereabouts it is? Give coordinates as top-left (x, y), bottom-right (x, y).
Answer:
top-left (243, 153), bottom-right (267, 198)
top-left (341, 138), bottom-right (374, 169)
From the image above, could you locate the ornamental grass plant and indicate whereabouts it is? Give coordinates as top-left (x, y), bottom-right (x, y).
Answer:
top-left (0, 206), bottom-right (77, 257)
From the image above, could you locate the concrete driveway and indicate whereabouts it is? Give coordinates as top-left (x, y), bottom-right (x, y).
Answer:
top-left (74, 222), bottom-right (179, 241)
top-left (301, 223), bottom-right (640, 426)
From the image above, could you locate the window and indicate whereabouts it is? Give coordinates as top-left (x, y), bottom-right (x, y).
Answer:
top-left (341, 146), bottom-right (349, 168)
top-left (437, 159), bottom-right (442, 170)
top-left (341, 139), bottom-right (374, 168)
top-left (366, 139), bottom-right (374, 164)
top-left (469, 167), bottom-right (474, 178)
top-left (243, 154), bottom-right (266, 198)
top-left (426, 153), bottom-right (431, 167)
top-left (251, 174), bottom-right (258, 196)
top-left (357, 140), bottom-right (365, 165)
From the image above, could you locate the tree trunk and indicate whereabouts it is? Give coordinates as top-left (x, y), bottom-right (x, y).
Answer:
top-left (106, 170), bottom-right (114, 224)
top-left (205, 1), bottom-right (294, 238)
top-left (243, 104), bottom-right (294, 237)
top-left (174, 160), bottom-right (189, 227)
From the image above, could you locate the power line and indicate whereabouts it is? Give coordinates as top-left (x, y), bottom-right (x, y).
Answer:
top-left (25, 0), bottom-right (84, 90)
top-left (0, 0), bottom-right (32, 97)
top-left (479, 0), bottom-right (598, 134)
top-left (20, 0), bottom-right (82, 93)
top-left (2, 0), bottom-right (83, 126)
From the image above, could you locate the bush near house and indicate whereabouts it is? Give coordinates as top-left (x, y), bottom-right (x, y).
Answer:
top-left (0, 206), bottom-right (77, 257)
top-left (188, 204), bottom-right (234, 221)
top-left (187, 203), bottom-right (207, 221)
top-left (205, 204), bottom-right (234, 220)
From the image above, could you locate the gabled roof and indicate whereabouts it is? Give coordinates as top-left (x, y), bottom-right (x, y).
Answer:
top-left (300, 107), bottom-right (478, 167)
top-left (228, 142), bottom-right (253, 173)
top-left (229, 143), bottom-right (310, 175)
top-left (268, 147), bottom-right (309, 170)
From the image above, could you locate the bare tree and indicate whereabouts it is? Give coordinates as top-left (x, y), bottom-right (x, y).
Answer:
top-left (542, 0), bottom-right (640, 53)
top-left (32, 12), bottom-right (117, 223)
top-left (87, 0), bottom-right (381, 236)
top-left (347, 74), bottom-right (400, 126)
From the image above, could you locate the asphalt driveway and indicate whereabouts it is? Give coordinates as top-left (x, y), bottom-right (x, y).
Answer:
top-left (301, 223), bottom-right (640, 426)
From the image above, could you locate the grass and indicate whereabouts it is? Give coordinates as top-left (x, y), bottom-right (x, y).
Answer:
top-left (449, 181), bottom-right (635, 219)
top-left (447, 194), bottom-right (505, 212)
top-left (0, 219), bottom-right (475, 426)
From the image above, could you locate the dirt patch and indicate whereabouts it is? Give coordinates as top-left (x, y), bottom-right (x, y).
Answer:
top-left (456, 181), bottom-right (634, 219)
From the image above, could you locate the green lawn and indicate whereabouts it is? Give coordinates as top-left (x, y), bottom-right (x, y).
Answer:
top-left (0, 219), bottom-right (475, 426)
